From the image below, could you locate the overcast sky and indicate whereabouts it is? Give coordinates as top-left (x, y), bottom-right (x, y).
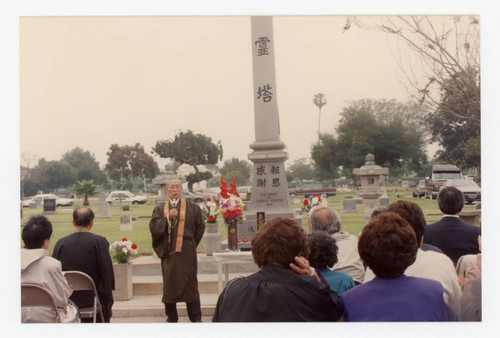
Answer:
top-left (19, 15), bottom-right (437, 170)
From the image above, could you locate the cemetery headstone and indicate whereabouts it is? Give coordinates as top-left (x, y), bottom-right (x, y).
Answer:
top-left (122, 205), bottom-right (130, 211)
top-left (342, 199), bottom-right (357, 214)
top-left (43, 198), bottom-right (57, 215)
top-left (120, 215), bottom-right (132, 231)
top-left (96, 192), bottom-right (111, 218)
top-left (379, 197), bottom-right (390, 207)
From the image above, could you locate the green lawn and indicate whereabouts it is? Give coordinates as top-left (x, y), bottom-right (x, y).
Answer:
top-left (20, 187), bottom-right (477, 258)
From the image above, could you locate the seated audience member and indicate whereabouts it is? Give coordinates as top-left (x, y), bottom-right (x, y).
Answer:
top-left (456, 226), bottom-right (482, 277)
top-left (457, 229), bottom-right (481, 321)
top-left (212, 217), bottom-right (344, 322)
top-left (52, 207), bottom-right (114, 322)
top-left (21, 216), bottom-right (79, 323)
top-left (423, 186), bottom-right (480, 264)
top-left (308, 206), bottom-right (365, 283)
top-left (363, 200), bottom-right (461, 320)
top-left (342, 213), bottom-right (447, 321)
top-left (308, 232), bottom-right (355, 296)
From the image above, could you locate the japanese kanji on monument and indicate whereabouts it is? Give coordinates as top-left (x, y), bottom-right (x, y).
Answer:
top-left (236, 16), bottom-right (298, 246)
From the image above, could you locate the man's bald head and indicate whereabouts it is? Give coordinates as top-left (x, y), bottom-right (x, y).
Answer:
top-left (73, 207), bottom-right (95, 227)
top-left (309, 206), bottom-right (341, 234)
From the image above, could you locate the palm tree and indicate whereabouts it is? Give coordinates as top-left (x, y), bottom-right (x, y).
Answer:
top-left (73, 180), bottom-right (98, 206)
top-left (313, 93), bottom-right (327, 137)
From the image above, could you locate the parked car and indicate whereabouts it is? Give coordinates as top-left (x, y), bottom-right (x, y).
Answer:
top-left (236, 186), bottom-right (252, 200)
top-left (440, 179), bottom-right (481, 204)
top-left (288, 184), bottom-right (336, 198)
top-left (412, 180), bottom-right (426, 198)
top-left (181, 190), bottom-right (210, 203)
top-left (424, 164), bottom-right (463, 199)
top-left (22, 194), bottom-right (74, 208)
top-left (105, 191), bottom-right (148, 204)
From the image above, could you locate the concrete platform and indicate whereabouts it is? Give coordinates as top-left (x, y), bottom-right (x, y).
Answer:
top-left (112, 293), bottom-right (218, 319)
top-left (111, 254), bottom-right (257, 322)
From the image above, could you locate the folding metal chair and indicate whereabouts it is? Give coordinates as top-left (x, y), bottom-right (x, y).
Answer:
top-left (63, 271), bottom-right (104, 323)
top-left (21, 283), bottom-right (62, 323)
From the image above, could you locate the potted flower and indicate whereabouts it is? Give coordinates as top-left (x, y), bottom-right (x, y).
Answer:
top-left (220, 177), bottom-right (245, 251)
top-left (109, 238), bottom-right (138, 300)
top-left (200, 198), bottom-right (222, 255)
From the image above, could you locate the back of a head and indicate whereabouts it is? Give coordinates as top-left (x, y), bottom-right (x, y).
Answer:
top-left (308, 232), bottom-right (338, 269)
top-left (371, 207), bottom-right (387, 219)
top-left (310, 206), bottom-right (340, 234)
top-left (22, 216), bottom-right (53, 249)
top-left (251, 217), bottom-right (309, 268)
top-left (386, 200), bottom-right (426, 244)
top-left (73, 207), bottom-right (95, 227)
top-left (437, 186), bottom-right (464, 215)
top-left (358, 212), bottom-right (418, 279)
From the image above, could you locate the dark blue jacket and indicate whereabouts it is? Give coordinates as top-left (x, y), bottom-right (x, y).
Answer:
top-left (423, 216), bottom-right (480, 264)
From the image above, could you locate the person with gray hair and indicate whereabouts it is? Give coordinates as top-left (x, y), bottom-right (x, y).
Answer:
top-left (308, 206), bottom-right (365, 283)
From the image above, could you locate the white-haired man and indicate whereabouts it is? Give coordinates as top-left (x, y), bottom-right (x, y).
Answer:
top-left (308, 206), bottom-right (364, 284)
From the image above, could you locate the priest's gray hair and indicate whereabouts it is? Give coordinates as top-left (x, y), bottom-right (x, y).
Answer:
top-left (309, 206), bottom-right (341, 234)
top-left (166, 176), bottom-right (182, 187)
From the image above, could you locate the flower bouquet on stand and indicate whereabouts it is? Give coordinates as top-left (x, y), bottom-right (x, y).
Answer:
top-left (200, 197), bottom-right (222, 255)
top-left (220, 176), bottom-right (245, 251)
top-left (109, 238), bottom-right (138, 264)
top-left (199, 197), bottom-right (221, 224)
top-left (109, 238), bottom-right (138, 300)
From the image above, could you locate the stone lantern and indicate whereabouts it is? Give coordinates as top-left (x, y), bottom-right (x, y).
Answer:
top-left (353, 154), bottom-right (389, 223)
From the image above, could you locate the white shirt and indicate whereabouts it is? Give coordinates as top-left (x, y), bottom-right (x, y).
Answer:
top-left (364, 248), bottom-right (462, 320)
top-left (170, 198), bottom-right (179, 208)
top-left (331, 232), bottom-right (365, 284)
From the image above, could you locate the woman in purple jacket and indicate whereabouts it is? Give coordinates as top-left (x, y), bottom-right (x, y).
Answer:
top-left (341, 212), bottom-right (447, 321)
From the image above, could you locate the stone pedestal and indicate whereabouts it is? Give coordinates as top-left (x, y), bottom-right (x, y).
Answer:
top-left (113, 263), bottom-right (133, 301)
top-left (363, 198), bottom-right (379, 224)
top-left (203, 222), bottom-right (222, 256)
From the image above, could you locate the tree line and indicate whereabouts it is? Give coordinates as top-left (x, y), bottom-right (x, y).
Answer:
top-left (22, 95), bottom-right (480, 197)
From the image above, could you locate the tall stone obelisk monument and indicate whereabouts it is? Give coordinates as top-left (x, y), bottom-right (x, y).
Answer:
top-left (237, 16), bottom-right (295, 245)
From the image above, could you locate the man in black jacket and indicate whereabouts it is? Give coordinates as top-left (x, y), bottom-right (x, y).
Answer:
top-left (53, 207), bottom-right (115, 322)
top-left (423, 186), bottom-right (480, 264)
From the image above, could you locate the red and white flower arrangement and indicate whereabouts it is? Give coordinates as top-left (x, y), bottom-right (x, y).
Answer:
top-left (109, 238), bottom-right (138, 263)
top-left (300, 193), bottom-right (327, 214)
top-left (200, 197), bottom-right (221, 223)
top-left (219, 176), bottom-right (245, 226)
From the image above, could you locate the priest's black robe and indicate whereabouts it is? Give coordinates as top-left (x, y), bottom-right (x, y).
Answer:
top-left (52, 232), bottom-right (115, 322)
top-left (212, 264), bottom-right (344, 322)
top-left (149, 199), bottom-right (205, 303)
